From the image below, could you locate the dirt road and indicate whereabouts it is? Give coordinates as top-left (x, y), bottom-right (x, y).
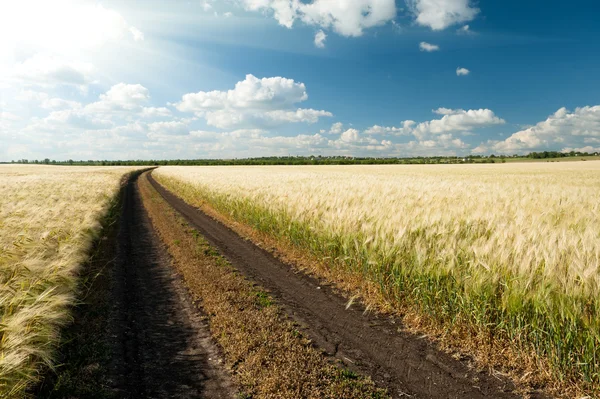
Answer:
top-left (108, 174), bottom-right (235, 398)
top-left (147, 172), bottom-right (542, 399)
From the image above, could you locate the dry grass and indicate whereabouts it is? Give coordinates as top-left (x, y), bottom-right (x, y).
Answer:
top-left (154, 162), bottom-right (600, 397)
top-left (0, 165), bottom-right (140, 397)
top-left (138, 172), bottom-right (387, 398)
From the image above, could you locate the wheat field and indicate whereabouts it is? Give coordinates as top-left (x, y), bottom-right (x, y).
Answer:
top-left (155, 162), bottom-right (600, 393)
top-left (0, 165), bottom-right (139, 397)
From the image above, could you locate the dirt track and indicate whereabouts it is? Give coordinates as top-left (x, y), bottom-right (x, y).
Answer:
top-left (147, 172), bottom-right (539, 399)
top-left (108, 173), bottom-right (234, 398)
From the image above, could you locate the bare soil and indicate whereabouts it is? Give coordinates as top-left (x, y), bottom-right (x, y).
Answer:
top-left (147, 172), bottom-right (543, 399)
top-left (107, 173), bottom-right (235, 398)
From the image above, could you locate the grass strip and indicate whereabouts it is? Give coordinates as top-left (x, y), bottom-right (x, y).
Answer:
top-left (138, 172), bottom-right (387, 399)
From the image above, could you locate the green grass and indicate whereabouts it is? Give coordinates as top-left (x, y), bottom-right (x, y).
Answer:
top-left (503, 155), bottom-right (600, 163)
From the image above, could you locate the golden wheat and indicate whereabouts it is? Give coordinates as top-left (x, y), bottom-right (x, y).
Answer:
top-left (0, 165), bottom-right (139, 397)
top-left (155, 162), bottom-right (600, 393)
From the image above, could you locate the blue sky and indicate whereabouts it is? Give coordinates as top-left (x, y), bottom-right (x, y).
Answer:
top-left (1, 0), bottom-right (599, 160)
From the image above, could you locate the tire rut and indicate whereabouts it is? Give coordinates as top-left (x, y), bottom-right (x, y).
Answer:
top-left (147, 172), bottom-right (542, 399)
top-left (109, 173), bottom-right (235, 398)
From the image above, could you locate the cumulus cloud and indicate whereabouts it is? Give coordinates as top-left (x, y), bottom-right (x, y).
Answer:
top-left (314, 30), bottom-right (327, 48)
top-left (340, 128), bottom-right (360, 143)
top-left (141, 107), bottom-right (172, 118)
top-left (456, 67), bottom-right (470, 76)
top-left (359, 109), bottom-right (503, 155)
top-left (17, 90), bottom-right (81, 110)
top-left (147, 121), bottom-right (190, 137)
top-left (328, 122), bottom-right (344, 134)
top-left (175, 74), bottom-right (332, 129)
top-left (265, 108), bottom-right (332, 123)
top-left (364, 109), bottom-right (503, 142)
top-left (0, 111), bottom-right (20, 121)
top-left (12, 55), bottom-right (95, 89)
top-left (327, 128), bottom-right (393, 153)
top-left (405, 134), bottom-right (469, 154)
top-left (86, 83), bottom-right (150, 113)
top-left (24, 83), bottom-right (159, 136)
top-left (239, 0), bottom-right (396, 37)
top-left (364, 121), bottom-right (415, 135)
top-left (41, 108), bottom-right (112, 130)
top-left (419, 41), bottom-right (439, 52)
top-left (456, 24), bottom-right (473, 34)
top-left (407, 0), bottom-right (479, 31)
top-left (433, 107), bottom-right (455, 115)
top-left (412, 108), bottom-right (504, 139)
top-left (249, 133), bottom-right (329, 151)
top-left (480, 106), bottom-right (600, 154)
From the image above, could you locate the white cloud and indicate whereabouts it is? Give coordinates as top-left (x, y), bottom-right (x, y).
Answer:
top-left (407, 0), bottom-right (479, 31)
top-left (265, 108), bottom-right (332, 123)
top-left (328, 122), bottom-right (344, 134)
top-left (314, 30), bottom-right (327, 48)
top-left (456, 24), bottom-right (473, 34)
top-left (362, 110), bottom-right (503, 145)
top-left (340, 128), bottom-right (360, 143)
top-left (410, 133), bottom-right (469, 151)
top-left (456, 67), bottom-right (470, 76)
top-left (0, 111), bottom-right (20, 121)
top-left (178, 74), bottom-right (307, 111)
top-left (239, 0), bottom-right (396, 37)
top-left (433, 107), bottom-right (455, 115)
top-left (224, 12), bottom-right (234, 17)
top-left (364, 121), bottom-right (415, 135)
top-left (412, 108), bottom-right (504, 139)
top-left (249, 133), bottom-right (329, 150)
top-left (17, 90), bottom-right (81, 110)
top-left (85, 83), bottom-right (150, 115)
top-left (483, 106), bottom-right (600, 154)
top-left (419, 41), bottom-right (439, 52)
top-left (21, 83), bottom-right (154, 136)
top-left (148, 121), bottom-right (190, 136)
top-left (12, 55), bottom-right (95, 89)
top-left (175, 74), bottom-right (331, 129)
top-left (129, 27), bottom-right (144, 42)
top-left (141, 107), bottom-right (172, 118)
top-left (41, 108), bottom-right (112, 130)
top-left (562, 146), bottom-right (600, 154)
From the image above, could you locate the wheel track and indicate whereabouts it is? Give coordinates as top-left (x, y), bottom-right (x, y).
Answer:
top-left (109, 173), bottom-right (235, 398)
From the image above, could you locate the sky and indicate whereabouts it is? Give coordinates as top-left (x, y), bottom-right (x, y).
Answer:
top-left (1, 0), bottom-right (599, 161)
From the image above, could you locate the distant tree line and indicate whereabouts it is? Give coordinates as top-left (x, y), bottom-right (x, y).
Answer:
top-left (526, 150), bottom-right (593, 159)
top-left (2, 151), bottom-right (598, 166)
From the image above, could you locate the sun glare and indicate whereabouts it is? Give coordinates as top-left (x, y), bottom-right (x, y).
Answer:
top-left (0, 0), bottom-right (137, 56)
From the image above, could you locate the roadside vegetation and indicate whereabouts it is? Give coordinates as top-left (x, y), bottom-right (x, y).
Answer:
top-left (138, 172), bottom-right (387, 398)
top-left (4, 149), bottom-right (599, 167)
top-left (154, 162), bottom-right (600, 397)
top-left (0, 165), bottom-right (139, 397)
